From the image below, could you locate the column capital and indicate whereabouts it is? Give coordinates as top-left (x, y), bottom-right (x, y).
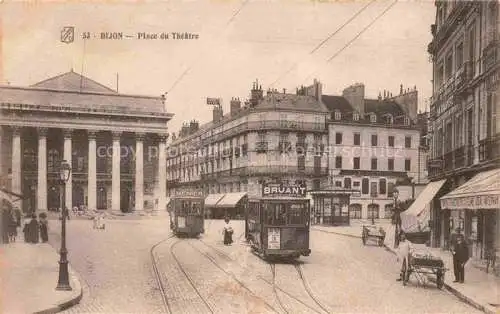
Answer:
top-left (159, 133), bottom-right (169, 142)
top-left (38, 127), bottom-right (48, 137)
top-left (111, 131), bottom-right (122, 140)
top-left (12, 126), bottom-right (22, 136)
top-left (63, 129), bottom-right (73, 139)
top-left (135, 132), bottom-right (146, 141)
top-left (87, 130), bottom-right (98, 140)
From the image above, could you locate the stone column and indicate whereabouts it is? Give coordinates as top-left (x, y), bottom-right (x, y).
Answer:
top-left (63, 129), bottom-right (73, 211)
top-left (87, 131), bottom-right (97, 211)
top-left (134, 133), bottom-right (144, 212)
top-left (158, 134), bottom-right (168, 211)
top-left (37, 128), bottom-right (48, 212)
top-left (11, 126), bottom-right (22, 199)
top-left (111, 131), bottom-right (121, 211)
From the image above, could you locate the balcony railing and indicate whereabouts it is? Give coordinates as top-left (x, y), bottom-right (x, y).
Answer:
top-left (200, 165), bottom-right (329, 180)
top-left (479, 136), bottom-right (500, 163)
top-left (483, 39), bottom-right (499, 72)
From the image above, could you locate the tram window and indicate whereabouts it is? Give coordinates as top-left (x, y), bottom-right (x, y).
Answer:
top-left (191, 202), bottom-right (201, 215)
top-left (289, 203), bottom-right (305, 224)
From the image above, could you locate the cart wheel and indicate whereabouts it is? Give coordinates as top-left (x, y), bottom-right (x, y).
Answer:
top-left (436, 271), bottom-right (444, 289)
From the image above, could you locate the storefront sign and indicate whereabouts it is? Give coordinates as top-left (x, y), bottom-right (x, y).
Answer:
top-left (268, 228), bottom-right (281, 249)
top-left (262, 183), bottom-right (306, 197)
top-left (172, 190), bottom-right (204, 198)
top-left (441, 194), bottom-right (499, 210)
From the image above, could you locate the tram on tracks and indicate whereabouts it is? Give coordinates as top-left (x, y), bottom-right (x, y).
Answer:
top-left (245, 183), bottom-right (311, 260)
top-left (169, 190), bottom-right (205, 237)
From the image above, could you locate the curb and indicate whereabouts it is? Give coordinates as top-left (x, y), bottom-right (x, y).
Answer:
top-left (313, 227), bottom-right (494, 314)
top-left (32, 265), bottom-right (83, 314)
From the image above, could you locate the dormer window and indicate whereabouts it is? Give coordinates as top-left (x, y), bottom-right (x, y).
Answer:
top-left (353, 112), bottom-right (360, 121)
top-left (370, 113), bottom-right (377, 123)
top-left (334, 110), bottom-right (341, 120)
top-left (404, 116), bottom-right (410, 126)
top-left (386, 114), bottom-right (393, 124)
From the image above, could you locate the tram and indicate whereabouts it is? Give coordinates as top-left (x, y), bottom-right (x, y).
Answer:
top-left (245, 183), bottom-right (311, 259)
top-left (169, 190), bottom-right (205, 237)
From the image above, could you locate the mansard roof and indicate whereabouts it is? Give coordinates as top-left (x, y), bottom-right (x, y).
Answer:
top-left (256, 92), bottom-right (329, 113)
top-left (31, 70), bottom-right (118, 94)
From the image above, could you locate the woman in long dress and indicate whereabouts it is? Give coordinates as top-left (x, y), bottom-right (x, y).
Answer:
top-left (39, 213), bottom-right (49, 243)
top-left (28, 214), bottom-right (39, 244)
top-left (22, 214), bottom-right (31, 243)
top-left (223, 217), bottom-right (233, 245)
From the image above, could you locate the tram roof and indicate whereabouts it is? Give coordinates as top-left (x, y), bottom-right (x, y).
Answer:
top-left (249, 196), bottom-right (310, 202)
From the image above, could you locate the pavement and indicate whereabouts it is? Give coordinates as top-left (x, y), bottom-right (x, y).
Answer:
top-left (0, 234), bottom-right (83, 314)
top-left (313, 219), bottom-right (500, 314)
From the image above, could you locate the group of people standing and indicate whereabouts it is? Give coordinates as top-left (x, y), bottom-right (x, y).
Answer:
top-left (1, 204), bottom-right (49, 244)
top-left (22, 213), bottom-right (49, 244)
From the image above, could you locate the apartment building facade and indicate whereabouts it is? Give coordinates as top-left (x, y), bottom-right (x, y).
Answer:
top-left (323, 83), bottom-right (426, 220)
top-left (166, 80), bottom-right (330, 209)
top-left (427, 0), bottom-right (499, 259)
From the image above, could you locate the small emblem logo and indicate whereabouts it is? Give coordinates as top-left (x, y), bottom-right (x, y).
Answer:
top-left (61, 26), bottom-right (75, 44)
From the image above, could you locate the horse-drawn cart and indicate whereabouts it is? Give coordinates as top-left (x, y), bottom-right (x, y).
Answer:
top-left (402, 251), bottom-right (446, 288)
top-left (361, 225), bottom-right (386, 246)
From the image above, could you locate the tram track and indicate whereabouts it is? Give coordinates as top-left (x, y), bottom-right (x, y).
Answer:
top-left (150, 234), bottom-right (175, 314)
top-left (269, 263), bottom-right (290, 314)
top-left (196, 238), bottom-right (327, 314)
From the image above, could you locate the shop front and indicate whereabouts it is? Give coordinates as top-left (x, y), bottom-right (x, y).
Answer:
top-left (309, 189), bottom-right (358, 226)
top-left (212, 192), bottom-right (248, 219)
top-left (204, 193), bottom-right (225, 218)
top-left (440, 168), bottom-right (500, 263)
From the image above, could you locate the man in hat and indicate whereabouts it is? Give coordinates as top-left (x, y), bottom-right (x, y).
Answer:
top-left (452, 234), bottom-right (469, 283)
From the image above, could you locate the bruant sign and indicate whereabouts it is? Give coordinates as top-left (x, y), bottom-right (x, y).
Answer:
top-left (262, 183), bottom-right (306, 197)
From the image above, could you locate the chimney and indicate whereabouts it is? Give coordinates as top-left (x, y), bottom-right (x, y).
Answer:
top-left (393, 85), bottom-right (419, 121)
top-left (230, 97), bottom-right (241, 115)
top-left (250, 79), bottom-right (263, 107)
top-left (378, 92), bottom-right (382, 101)
top-left (213, 105), bottom-right (223, 123)
top-left (400, 84), bottom-right (403, 95)
top-left (304, 79), bottom-right (322, 101)
top-left (189, 120), bottom-right (199, 133)
top-left (283, 88), bottom-right (286, 94)
top-left (342, 83), bottom-right (365, 117)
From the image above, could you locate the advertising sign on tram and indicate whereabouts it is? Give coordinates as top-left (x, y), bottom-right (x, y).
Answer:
top-left (177, 216), bottom-right (186, 228)
top-left (268, 228), bottom-right (281, 249)
top-left (262, 183), bottom-right (307, 197)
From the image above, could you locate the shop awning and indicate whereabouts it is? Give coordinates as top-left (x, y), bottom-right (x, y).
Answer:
top-left (440, 168), bottom-right (500, 210)
top-left (215, 192), bottom-right (248, 208)
top-left (204, 194), bottom-right (225, 207)
top-left (401, 179), bottom-right (446, 233)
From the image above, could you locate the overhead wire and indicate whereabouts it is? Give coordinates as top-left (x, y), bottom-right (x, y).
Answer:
top-left (166, 0), bottom-right (250, 94)
top-left (270, 0), bottom-right (377, 87)
top-left (302, 0), bottom-right (398, 84)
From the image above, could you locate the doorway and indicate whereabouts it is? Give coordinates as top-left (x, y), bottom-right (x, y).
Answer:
top-left (120, 182), bottom-right (133, 213)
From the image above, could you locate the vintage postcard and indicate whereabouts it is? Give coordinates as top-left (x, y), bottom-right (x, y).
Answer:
top-left (0, 0), bottom-right (499, 313)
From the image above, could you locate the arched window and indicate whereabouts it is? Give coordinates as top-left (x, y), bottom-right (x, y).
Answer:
top-left (353, 112), bottom-right (360, 121)
top-left (404, 116), bottom-right (410, 126)
top-left (23, 148), bottom-right (37, 171)
top-left (368, 204), bottom-right (380, 219)
top-left (349, 204), bottom-right (362, 219)
top-left (334, 110), bottom-right (341, 120)
top-left (370, 113), bottom-right (377, 123)
top-left (344, 177), bottom-right (352, 189)
top-left (48, 149), bottom-right (61, 173)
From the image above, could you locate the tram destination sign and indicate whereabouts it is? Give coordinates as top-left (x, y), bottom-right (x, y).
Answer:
top-left (262, 183), bottom-right (306, 197)
top-left (172, 190), bottom-right (204, 198)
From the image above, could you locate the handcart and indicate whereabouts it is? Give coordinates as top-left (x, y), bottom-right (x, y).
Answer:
top-left (361, 225), bottom-right (386, 246)
top-left (402, 251), bottom-right (446, 288)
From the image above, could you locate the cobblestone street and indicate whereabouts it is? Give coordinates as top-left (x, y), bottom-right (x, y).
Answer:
top-left (48, 217), bottom-right (481, 313)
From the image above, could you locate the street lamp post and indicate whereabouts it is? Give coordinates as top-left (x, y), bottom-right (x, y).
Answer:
top-left (393, 188), bottom-right (400, 248)
top-left (56, 160), bottom-right (72, 291)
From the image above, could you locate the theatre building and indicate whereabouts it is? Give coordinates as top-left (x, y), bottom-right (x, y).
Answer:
top-left (0, 70), bottom-right (173, 213)
top-left (166, 80), bottom-right (330, 217)
top-left (426, 0), bottom-right (499, 265)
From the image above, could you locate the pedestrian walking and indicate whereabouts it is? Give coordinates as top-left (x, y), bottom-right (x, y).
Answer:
top-left (7, 209), bottom-right (18, 242)
top-left (452, 234), bottom-right (469, 283)
top-left (39, 213), bottom-right (49, 243)
top-left (396, 232), bottom-right (413, 281)
top-left (1, 203), bottom-right (11, 244)
top-left (28, 214), bottom-right (39, 244)
top-left (222, 217), bottom-right (233, 245)
top-left (22, 214), bottom-right (31, 243)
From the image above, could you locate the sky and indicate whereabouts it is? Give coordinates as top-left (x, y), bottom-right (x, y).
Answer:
top-left (1, 0), bottom-right (436, 136)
